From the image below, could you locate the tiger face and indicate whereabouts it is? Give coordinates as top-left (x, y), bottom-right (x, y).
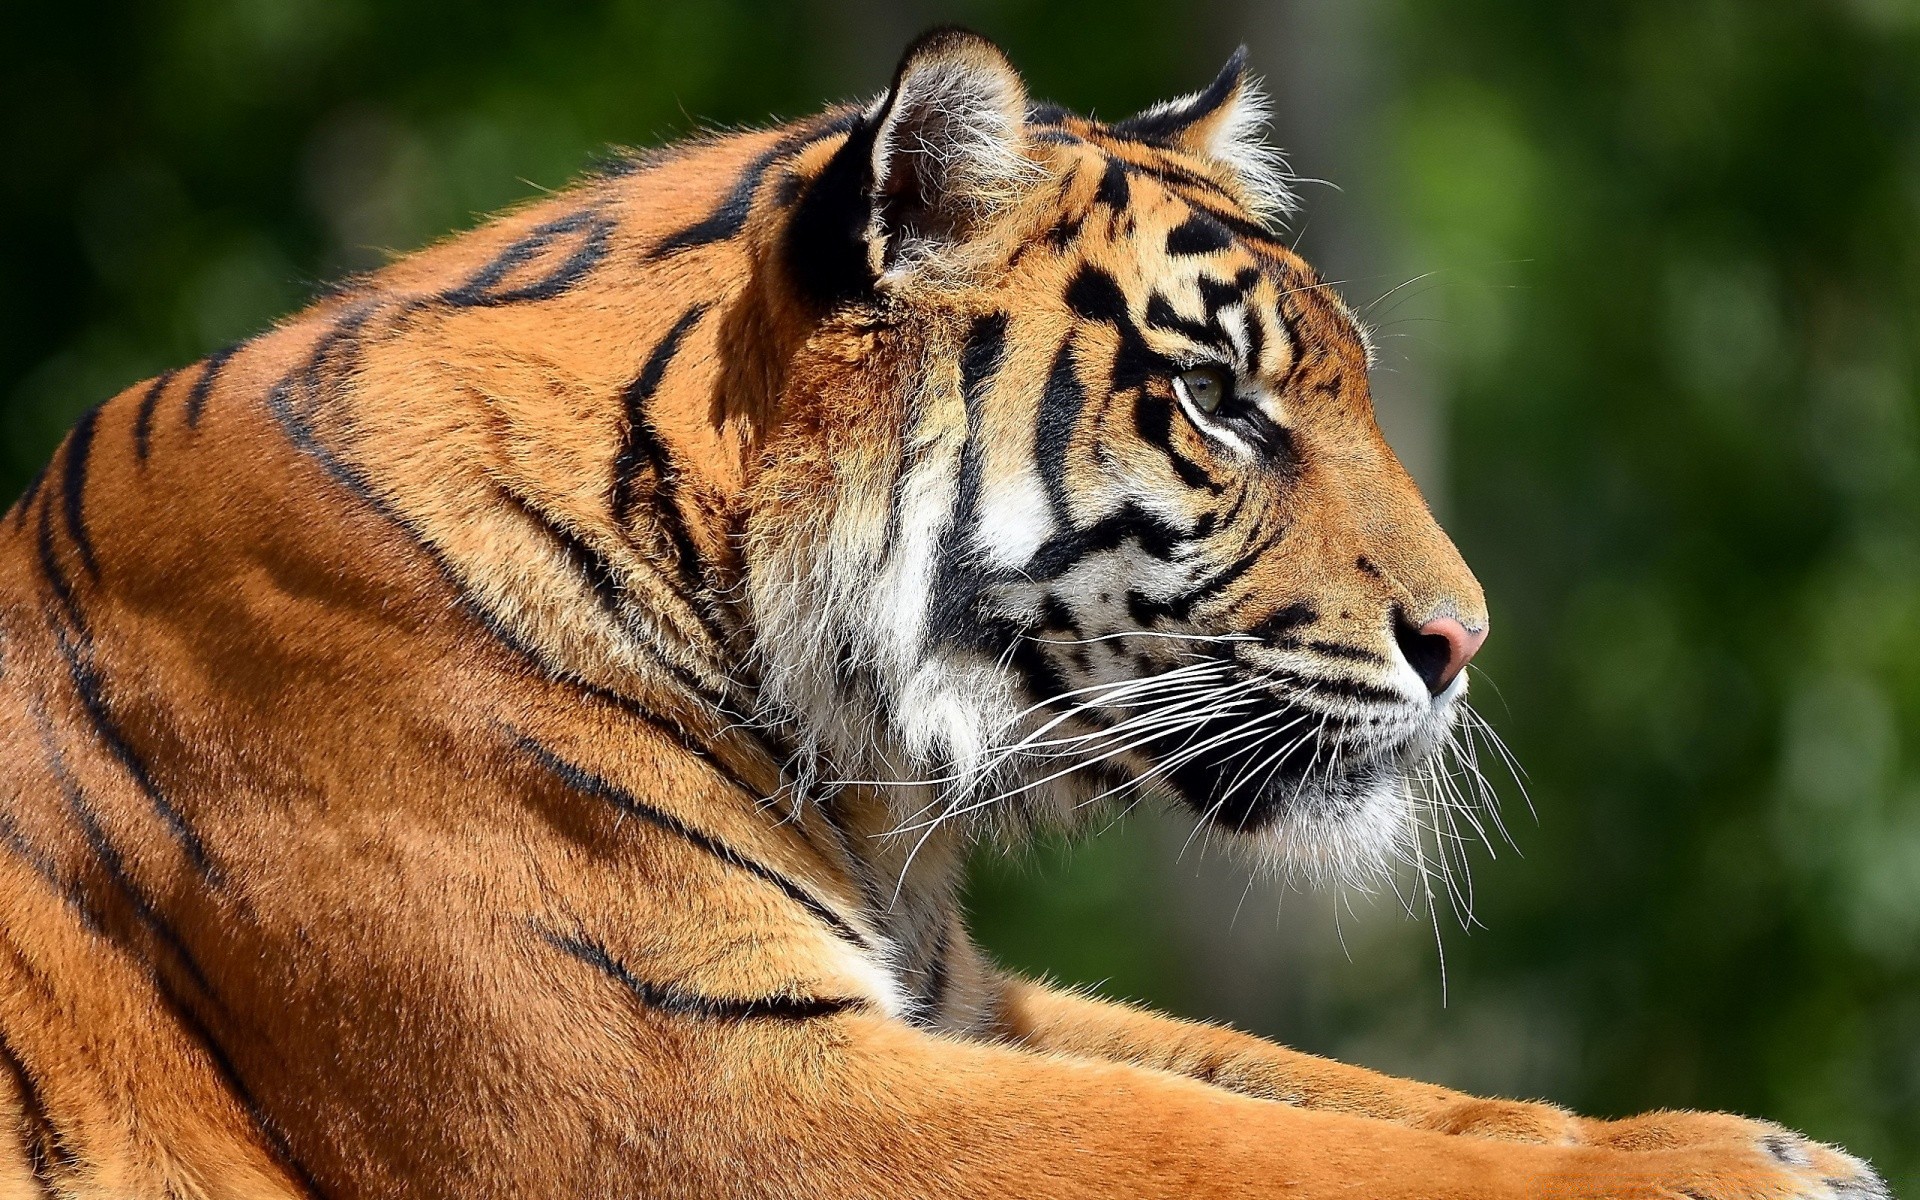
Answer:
top-left (750, 31), bottom-right (1486, 885)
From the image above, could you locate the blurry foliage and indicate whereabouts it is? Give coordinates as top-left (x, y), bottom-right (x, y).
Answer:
top-left (3, 0), bottom-right (1916, 1186)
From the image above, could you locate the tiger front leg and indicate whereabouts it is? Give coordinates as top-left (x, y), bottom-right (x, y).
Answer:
top-left (589, 1012), bottom-right (1887, 1200)
top-left (988, 976), bottom-right (1890, 1196)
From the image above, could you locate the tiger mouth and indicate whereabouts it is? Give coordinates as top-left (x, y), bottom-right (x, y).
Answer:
top-left (1124, 692), bottom-right (1444, 834)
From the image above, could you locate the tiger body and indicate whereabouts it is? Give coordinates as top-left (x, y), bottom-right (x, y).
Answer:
top-left (0, 29), bottom-right (1886, 1200)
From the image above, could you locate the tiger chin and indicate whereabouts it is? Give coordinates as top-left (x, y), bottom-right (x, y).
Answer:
top-left (0, 26), bottom-right (1886, 1200)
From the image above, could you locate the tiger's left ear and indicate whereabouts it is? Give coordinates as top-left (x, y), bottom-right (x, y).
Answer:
top-left (867, 30), bottom-right (1038, 280)
top-left (1113, 48), bottom-right (1296, 220)
top-left (786, 28), bottom-right (1038, 303)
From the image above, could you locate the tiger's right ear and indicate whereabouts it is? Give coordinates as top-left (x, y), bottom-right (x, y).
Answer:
top-left (786, 28), bottom-right (1036, 304)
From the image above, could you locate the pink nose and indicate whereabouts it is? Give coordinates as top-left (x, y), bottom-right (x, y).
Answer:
top-left (1398, 614), bottom-right (1488, 697)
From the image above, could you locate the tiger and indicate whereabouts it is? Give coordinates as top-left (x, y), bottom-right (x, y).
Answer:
top-left (0, 25), bottom-right (1887, 1200)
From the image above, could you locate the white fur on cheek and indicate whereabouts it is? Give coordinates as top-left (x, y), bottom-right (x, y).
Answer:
top-left (975, 466), bottom-right (1056, 570)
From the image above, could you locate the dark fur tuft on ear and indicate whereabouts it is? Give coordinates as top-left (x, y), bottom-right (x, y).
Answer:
top-left (1114, 47), bottom-right (1251, 143)
top-left (784, 27), bottom-right (1038, 307)
top-left (1113, 47), bottom-right (1296, 220)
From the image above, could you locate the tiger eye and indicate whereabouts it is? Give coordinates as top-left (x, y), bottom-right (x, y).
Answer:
top-left (1175, 366), bottom-right (1232, 415)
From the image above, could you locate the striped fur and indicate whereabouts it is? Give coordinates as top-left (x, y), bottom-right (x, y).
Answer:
top-left (0, 27), bottom-right (1882, 1200)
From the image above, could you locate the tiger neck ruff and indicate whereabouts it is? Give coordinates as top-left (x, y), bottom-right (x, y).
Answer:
top-left (0, 26), bottom-right (1883, 1200)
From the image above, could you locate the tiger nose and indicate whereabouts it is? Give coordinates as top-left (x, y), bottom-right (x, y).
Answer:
top-left (1394, 613), bottom-right (1488, 697)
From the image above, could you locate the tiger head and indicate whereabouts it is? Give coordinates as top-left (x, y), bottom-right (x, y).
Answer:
top-left (742, 30), bottom-right (1487, 885)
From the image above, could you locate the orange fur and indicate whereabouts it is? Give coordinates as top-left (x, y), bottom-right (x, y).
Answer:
top-left (0, 28), bottom-right (1884, 1200)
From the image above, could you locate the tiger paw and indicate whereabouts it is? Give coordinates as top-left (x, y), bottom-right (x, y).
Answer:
top-left (1535, 1130), bottom-right (1892, 1200)
top-left (1578, 1110), bottom-right (1881, 1177)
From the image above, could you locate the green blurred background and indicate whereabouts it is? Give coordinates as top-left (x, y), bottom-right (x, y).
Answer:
top-left (5, 0), bottom-right (1916, 1183)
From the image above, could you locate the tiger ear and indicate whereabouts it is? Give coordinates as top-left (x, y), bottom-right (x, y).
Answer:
top-left (1113, 48), bottom-right (1296, 220)
top-left (863, 28), bottom-right (1036, 279)
top-left (785, 28), bottom-right (1036, 304)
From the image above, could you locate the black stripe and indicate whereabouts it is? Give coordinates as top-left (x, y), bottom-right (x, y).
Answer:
top-left (494, 485), bottom-right (732, 701)
top-left (1132, 393), bottom-right (1221, 493)
top-left (1166, 211), bottom-right (1233, 257)
top-left (34, 504), bottom-right (83, 636)
top-left (1199, 267), bottom-right (1262, 317)
top-left (1119, 158), bottom-right (1282, 245)
top-left (11, 459), bottom-right (51, 528)
top-left (1305, 640), bottom-right (1385, 665)
top-left (263, 306), bottom-right (384, 512)
top-left (441, 209), bottom-right (614, 308)
top-left (1241, 300), bottom-right (1269, 370)
top-left (59, 407), bottom-right (102, 579)
top-left (258, 305), bottom-right (731, 715)
top-left (610, 307), bottom-right (720, 629)
top-left (1247, 601), bottom-right (1316, 641)
top-left (33, 728), bottom-right (303, 1198)
top-left (1034, 337), bottom-right (1084, 519)
top-left (651, 112), bottom-right (861, 259)
top-left (1038, 593), bottom-right (1084, 641)
top-left (1185, 197), bottom-right (1286, 248)
top-left (0, 806), bottom-right (66, 901)
top-left (132, 368), bottom-right (177, 462)
top-left (610, 304), bottom-right (710, 532)
top-left (48, 617), bottom-right (218, 884)
top-left (536, 925), bottom-right (860, 1021)
top-left (0, 1028), bottom-right (76, 1192)
top-left (515, 737), bottom-right (869, 951)
top-left (38, 712), bottom-right (219, 1000)
top-left (185, 344), bottom-right (239, 427)
top-left (1069, 503), bottom-right (1185, 560)
top-left (1026, 502), bottom-right (1187, 581)
top-left (495, 487), bottom-right (624, 618)
top-left (1045, 178), bottom-right (1090, 251)
top-left (0, 706), bottom-right (100, 937)
top-left (1095, 157), bottom-right (1130, 210)
top-left (1064, 266), bottom-right (1130, 326)
top-left (926, 313), bottom-right (1010, 648)
top-left (1145, 292), bottom-right (1227, 349)
top-left (560, 693), bottom-right (771, 808)
top-left (37, 508), bottom-right (218, 884)
top-left (1064, 266), bottom-right (1185, 407)
top-left (1126, 587), bottom-right (1182, 627)
top-left (1118, 159), bottom-right (1246, 213)
top-left (1005, 630), bottom-right (1070, 707)
top-left (32, 720), bottom-right (325, 1199)
top-left (1272, 290), bottom-right (1314, 396)
top-left (1184, 542), bottom-right (1265, 607)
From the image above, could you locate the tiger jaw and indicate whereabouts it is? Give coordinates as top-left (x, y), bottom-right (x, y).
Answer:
top-left (1100, 671), bottom-right (1454, 867)
top-left (947, 645), bottom-right (1462, 883)
top-left (1159, 700), bottom-right (1447, 828)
